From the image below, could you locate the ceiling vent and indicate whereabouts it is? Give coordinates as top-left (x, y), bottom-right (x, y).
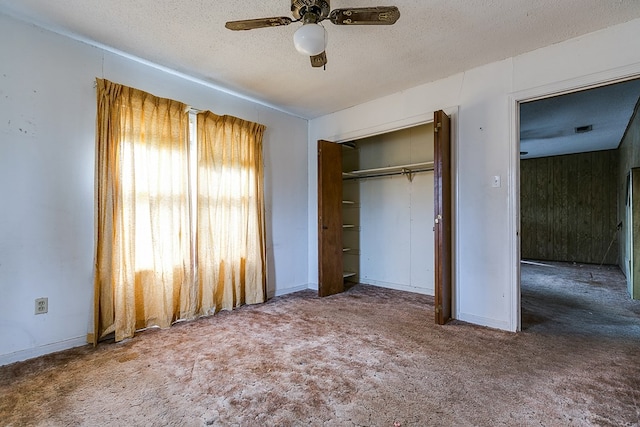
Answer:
top-left (575, 124), bottom-right (593, 134)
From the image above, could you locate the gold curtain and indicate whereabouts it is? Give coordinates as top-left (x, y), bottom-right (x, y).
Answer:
top-left (196, 112), bottom-right (267, 315)
top-left (92, 79), bottom-right (193, 344)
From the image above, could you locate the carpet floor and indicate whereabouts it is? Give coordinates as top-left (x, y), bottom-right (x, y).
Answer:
top-left (1, 262), bottom-right (639, 426)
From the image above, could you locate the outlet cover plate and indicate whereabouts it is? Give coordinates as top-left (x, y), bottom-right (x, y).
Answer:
top-left (35, 297), bottom-right (48, 315)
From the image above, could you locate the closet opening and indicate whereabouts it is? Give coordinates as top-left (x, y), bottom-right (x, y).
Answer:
top-left (318, 110), bottom-right (452, 324)
top-left (340, 123), bottom-right (435, 294)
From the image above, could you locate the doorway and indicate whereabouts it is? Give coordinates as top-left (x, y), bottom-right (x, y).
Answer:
top-left (517, 78), bottom-right (640, 330)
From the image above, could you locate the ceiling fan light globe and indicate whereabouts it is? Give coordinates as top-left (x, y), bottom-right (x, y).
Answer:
top-left (293, 23), bottom-right (327, 56)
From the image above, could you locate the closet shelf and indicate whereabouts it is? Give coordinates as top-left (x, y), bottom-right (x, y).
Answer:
top-left (343, 248), bottom-right (351, 252)
top-left (343, 224), bottom-right (356, 228)
top-left (342, 161), bottom-right (434, 181)
top-left (343, 271), bottom-right (357, 279)
top-left (342, 200), bottom-right (355, 204)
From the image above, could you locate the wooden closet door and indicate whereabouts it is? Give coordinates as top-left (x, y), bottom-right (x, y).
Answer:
top-left (318, 140), bottom-right (344, 297)
top-left (434, 110), bottom-right (452, 324)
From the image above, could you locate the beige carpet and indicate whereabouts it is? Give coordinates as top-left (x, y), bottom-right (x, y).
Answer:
top-left (1, 262), bottom-right (639, 426)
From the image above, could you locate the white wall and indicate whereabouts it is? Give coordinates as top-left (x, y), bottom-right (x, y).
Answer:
top-left (309, 18), bottom-right (640, 331)
top-left (0, 13), bottom-right (309, 365)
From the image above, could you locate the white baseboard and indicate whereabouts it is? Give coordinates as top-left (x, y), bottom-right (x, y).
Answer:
top-left (0, 336), bottom-right (88, 367)
top-left (305, 281), bottom-right (433, 296)
top-left (270, 283), bottom-right (313, 298)
top-left (457, 312), bottom-right (512, 332)
top-left (362, 279), bottom-right (434, 296)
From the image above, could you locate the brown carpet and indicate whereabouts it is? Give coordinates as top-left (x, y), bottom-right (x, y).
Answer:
top-left (1, 262), bottom-right (639, 426)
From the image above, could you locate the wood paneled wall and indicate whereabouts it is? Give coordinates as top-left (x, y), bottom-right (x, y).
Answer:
top-left (521, 150), bottom-right (618, 265)
top-left (617, 98), bottom-right (640, 295)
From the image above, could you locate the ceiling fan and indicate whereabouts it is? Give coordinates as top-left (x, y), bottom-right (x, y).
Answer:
top-left (225, 0), bottom-right (400, 68)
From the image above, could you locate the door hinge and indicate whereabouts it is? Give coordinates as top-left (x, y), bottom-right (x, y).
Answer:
top-left (434, 122), bottom-right (442, 133)
top-left (435, 305), bottom-right (442, 314)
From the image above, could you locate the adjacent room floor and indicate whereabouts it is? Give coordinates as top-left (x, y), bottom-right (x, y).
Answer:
top-left (521, 260), bottom-right (640, 336)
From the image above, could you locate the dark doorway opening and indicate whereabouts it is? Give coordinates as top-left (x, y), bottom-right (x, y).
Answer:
top-left (519, 78), bottom-right (640, 330)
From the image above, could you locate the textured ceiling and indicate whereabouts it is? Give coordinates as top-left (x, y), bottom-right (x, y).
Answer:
top-left (1, 0), bottom-right (640, 119)
top-left (520, 79), bottom-right (640, 159)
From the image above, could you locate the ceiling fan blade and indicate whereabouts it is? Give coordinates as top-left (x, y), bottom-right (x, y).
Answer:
top-left (225, 17), bottom-right (293, 31)
top-left (310, 51), bottom-right (327, 68)
top-left (329, 6), bottom-right (400, 25)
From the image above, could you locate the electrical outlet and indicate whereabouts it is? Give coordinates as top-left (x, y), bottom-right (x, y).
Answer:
top-left (35, 297), bottom-right (48, 315)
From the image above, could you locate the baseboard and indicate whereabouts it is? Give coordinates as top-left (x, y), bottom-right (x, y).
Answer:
top-left (270, 283), bottom-right (312, 298)
top-left (362, 279), bottom-right (434, 296)
top-left (0, 336), bottom-right (88, 367)
top-left (457, 312), bottom-right (513, 332)
top-left (305, 280), bottom-right (433, 296)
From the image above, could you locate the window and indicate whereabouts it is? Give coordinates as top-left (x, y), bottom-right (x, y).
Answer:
top-left (92, 79), bottom-right (266, 344)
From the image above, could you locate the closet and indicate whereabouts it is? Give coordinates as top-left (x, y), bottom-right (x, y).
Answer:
top-left (341, 124), bottom-right (435, 292)
top-left (317, 110), bottom-right (452, 324)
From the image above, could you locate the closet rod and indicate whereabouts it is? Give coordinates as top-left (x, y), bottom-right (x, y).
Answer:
top-left (343, 167), bottom-right (433, 181)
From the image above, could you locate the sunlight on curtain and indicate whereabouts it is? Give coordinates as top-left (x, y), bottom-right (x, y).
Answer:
top-left (93, 79), bottom-right (194, 344)
top-left (196, 112), bottom-right (267, 314)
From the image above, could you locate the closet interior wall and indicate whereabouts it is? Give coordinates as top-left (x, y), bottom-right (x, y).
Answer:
top-left (342, 123), bottom-right (435, 295)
